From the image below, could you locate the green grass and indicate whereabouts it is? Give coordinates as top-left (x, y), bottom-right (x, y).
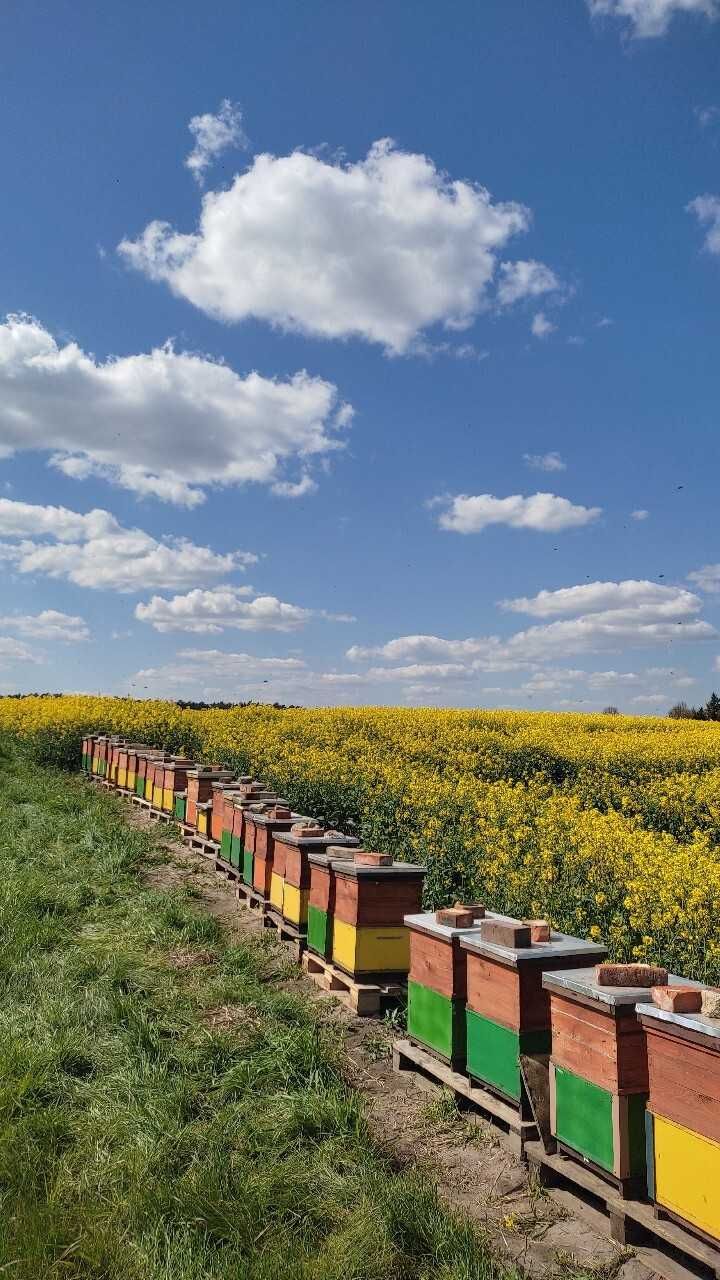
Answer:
top-left (0, 744), bottom-right (517, 1280)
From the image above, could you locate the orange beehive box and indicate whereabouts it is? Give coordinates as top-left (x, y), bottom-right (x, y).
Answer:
top-left (248, 804), bottom-right (300, 905)
top-left (231, 787), bottom-right (277, 878)
top-left (185, 766), bottom-right (235, 829)
top-left (210, 779), bottom-right (253, 843)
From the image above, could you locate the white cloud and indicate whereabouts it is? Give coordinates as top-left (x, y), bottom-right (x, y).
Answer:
top-left (588, 0), bottom-right (719, 38)
top-left (135, 585), bottom-right (355, 633)
top-left (696, 105), bottom-right (720, 128)
top-left (118, 139), bottom-right (538, 355)
top-left (531, 311), bottom-right (556, 339)
top-left (688, 563), bottom-right (720, 592)
top-left (0, 636), bottom-right (41, 664)
top-left (270, 474), bottom-right (318, 499)
top-left (631, 693), bottom-right (667, 705)
top-left (496, 260), bottom-right (561, 306)
top-left (435, 491), bottom-right (601, 534)
top-left (0, 315), bottom-right (350, 506)
top-left (502, 580), bottom-right (699, 620)
top-left (688, 195), bottom-right (720, 254)
top-left (0, 610), bottom-right (89, 642)
top-left (185, 99), bottom-right (246, 184)
top-left (523, 451), bottom-right (566, 473)
top-left (631, 509), bottom-right (649, 521)
top-left (0, 497), bottom-right (252, 592)
top-left (350, 577), bottom-right (714, 671)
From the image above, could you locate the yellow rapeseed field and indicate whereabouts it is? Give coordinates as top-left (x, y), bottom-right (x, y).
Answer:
top-left (2, 695), bottom-right (720, 981)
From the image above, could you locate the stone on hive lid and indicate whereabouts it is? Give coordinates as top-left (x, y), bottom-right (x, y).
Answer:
top-left (701, 989), bottom-right (720, 1019)
top-left (595, 962), bottom-right (668, 988)
top-left (524, 919), bottom-right (551, 943)
top-left (436, 905), bottom-right (475, 928)
top-left (480, 919), bottom-right (532, 948)
top-left (290, 820), bottom-right (323, 836)
top-left (354, 849), bottom-right (393, 866)
top-left (652, 986), bottom-right (702, 1014)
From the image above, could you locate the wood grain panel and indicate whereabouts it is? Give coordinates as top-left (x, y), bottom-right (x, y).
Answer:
top-left (408, 931), bottom-right (466, 999)
top-left (284, 845), bottom-right (311, 889)
top-left (253, 853), bottom-right (271, 897)
top-left (466, 954), bottom-right (521, 1030)
top-left (333, 874), bottom-right (424, 926)
top-left (309, 865), bottom-right (332, 914)
top-left (646, 1026), bottom-right (720, 1144)
top-left (550, 993), bottom-right (648, 1094)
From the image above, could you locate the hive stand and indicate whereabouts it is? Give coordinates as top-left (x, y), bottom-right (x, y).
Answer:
top-left (303, 950), bottom-right (405, 1016)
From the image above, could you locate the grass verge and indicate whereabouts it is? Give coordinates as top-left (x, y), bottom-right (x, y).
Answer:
top-left (0, 744), bottom-right (518, 1280)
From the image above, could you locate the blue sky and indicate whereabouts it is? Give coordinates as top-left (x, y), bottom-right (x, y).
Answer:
top-left (1, 0), bottom-right (719, 711)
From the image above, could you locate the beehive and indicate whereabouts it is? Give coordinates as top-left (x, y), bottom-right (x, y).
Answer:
top-left (124, 744), bottom-right (154, 795)
top-left (247, 804), bottom-right (301, 907)
top-left (231, 788), bottom-right (277, 878)
top-left (196, 800), bottom-right (212, 838)
top-left (185, 766), bottom-right (235, 829)
top-left (160, 758), bottom-right (195, 814)
top-left (307, 847), bottom-right (354, 958)
top-left (405, 908), bottom-right (489, 1066)
top-left (638, 992), bottom-right (720, 1241)
top-left (543, 967), bottom-right (694, 1187)
top-left (330, 852), bottom-right (425, 979)
top-left (93, 735), bottom-right (109, 777)
top-left (275, 827), bottom-right (359, 932)
top-left (82, 734), bottom-right (95, 773)
top-left (461, 928), bottom-right (607, 1105)
top-left (147, 755), bottom-right (174, 807)
top-left (211, 779), bottom-right (253, 845)
top-left (173, 791), bottom-right (187, 822)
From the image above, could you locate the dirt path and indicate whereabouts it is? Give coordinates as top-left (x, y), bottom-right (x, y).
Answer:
top-left (136, 814), bottom-right (658, 1280)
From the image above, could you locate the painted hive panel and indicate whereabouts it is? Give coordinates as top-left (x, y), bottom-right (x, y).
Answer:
top-left (550, 994), bottom-right (649, 1094)
top-left (332, 919), bottom-right (410, 975)
top-left (309, 865), bottom-right (332, 914)
top-left (646, 1027), bottom-right (720, 1144)
top-left (269, 872), bottom-right (284, 911)
top-left (242, 849), bottom-right (254, 886)
top-left (553, 1063), bottom-right (615, 1172)
top-left (334, 875), bottom-right (423, 927)
top-left (408, 931), bottom-right (465, 999)
top-left (466, 955), bottom-right (520, 1031)
top-left (407, 981), bottom-right (465, 1063)
top-left (307, 905), bottom-right (330, 957)
top-left (652, 1113), bottom-right (720, 1241)
top-left (466, 1009), bottom-right (523, 1100)
top-left (283, 883), bottom-right (309, 927)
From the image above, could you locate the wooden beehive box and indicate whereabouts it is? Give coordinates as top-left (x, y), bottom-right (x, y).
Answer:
top-left (405, 909), bottom-right (491, 1067)
top-left (161, 758), bottom-right (196, 813)
top-left (274, 829), bottom-right (359, 933)
top-left (185, 767), bottom-right (234, 829)
top-left (543, 967), bottom-right (695, 1192)
top-left (93, 735), bottom-right (109, 776)
top-left (246, 805), bottom-right (300, 907)
top-left (211, 780), bottom-right (252, 844)
top-left (231, 788), bottom-right (276, 878)
top-left (124, 744), bottom-right (153, 795)
top-left (82, 735), bottom-right (95, 773)
top-left (330, 854), bottom-right (425, 979)
top-left (638, 993), bottom-right (720, 1242)
top-left (307, 847), bottom-right (357, 959)
top-left (461, 929), bottom-right (607, 1107)
top-left (150, 755), bottom-right (174, 808)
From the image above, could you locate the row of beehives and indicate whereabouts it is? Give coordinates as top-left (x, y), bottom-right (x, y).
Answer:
top-left (83, 733), bottom-right (720, 1249)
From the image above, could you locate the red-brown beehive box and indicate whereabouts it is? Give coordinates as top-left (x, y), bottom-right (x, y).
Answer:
top-left (210, 779), bottom-right (253, 843)
top-left (248, 804), bottom-right (300, 904)
top-left (330, 852), bottom-right (426, 979)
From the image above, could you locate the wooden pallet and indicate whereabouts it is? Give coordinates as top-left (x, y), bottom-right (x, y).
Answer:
top-left (263, 909), bottom-right (307, 964)
top-left (393, 1038), bottom-right (538, 1157)
top-left (525, 1140), bottom-right (720, 1280)
top-left (302, 950), bottom-right (405, 1016)
top-left (131, 795), bottom-right (152, 810)
top-left (213, 855), bottom-right (241, 882)
top-left (235, 880), bottom-right (266, 912)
